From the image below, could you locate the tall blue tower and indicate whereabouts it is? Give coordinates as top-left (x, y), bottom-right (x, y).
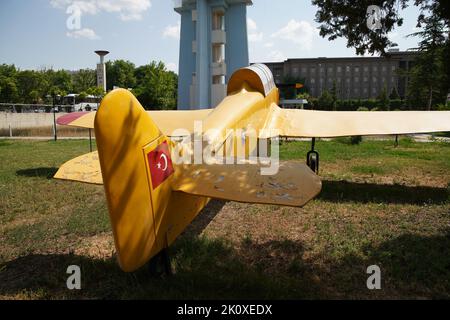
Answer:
top-left (174, 0), bottom-right (252, 110)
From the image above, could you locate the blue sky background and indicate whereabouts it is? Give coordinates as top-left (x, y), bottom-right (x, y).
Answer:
top-left (0, 0), bottom-right (424, 72)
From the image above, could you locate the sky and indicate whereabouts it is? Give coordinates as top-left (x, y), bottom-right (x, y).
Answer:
top-left (0, 0), bottom-right (424, 72)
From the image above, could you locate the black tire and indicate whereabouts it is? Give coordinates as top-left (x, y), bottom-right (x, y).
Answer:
top-left (308, 153), bottom-right (318, 173)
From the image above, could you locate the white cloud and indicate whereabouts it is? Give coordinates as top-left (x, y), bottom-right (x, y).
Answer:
top-left (388, 31), bottom-right (398, 39)
top-left (163, 21), bottom-right (181, 39)
top-left (267, 50), bottom-right (286, 62)
top-left (50, 0), bottom-right (151, 21)
top-left (247, 18), bottom-right (257, 31)
top-left (66, 28), bottom-right (100, 40)
top-left (247, 18), bottom-right (263, 42)
top-left (271, 19), bottom-right (317, 51)
top-left (165, 62), bottom-right (178, 73)
top-left (264, 42), bottom-right (274, 48)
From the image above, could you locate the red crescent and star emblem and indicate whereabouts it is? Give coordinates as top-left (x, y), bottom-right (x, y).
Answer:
top-left (147, 141), bottom-right (174, 189)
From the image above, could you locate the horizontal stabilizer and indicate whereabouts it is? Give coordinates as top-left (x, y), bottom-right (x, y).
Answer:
top-left (54, 151), bottom-right (103, 185)
top-left (172, 161), bottom-right (322, 207)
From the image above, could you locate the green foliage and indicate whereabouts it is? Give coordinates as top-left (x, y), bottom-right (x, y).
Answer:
top-left (0, 61), bottom-right (178, 109)
top-left (312, 0), bottom-right (449, 110)
top-left (377, 84), bottom-right (390, 111)
top-left (437, 101), bottom-right (450, 110)
top-left (389, 87), bottom-right (401, 100)
top-left (317, 90), bottom-right (334, 110)
top-left (72, 69), bottom-right (96, 94)
top-left (106, 60), bottom-right (136, 90)
top-left (133, 61), bottom-right (177, 110)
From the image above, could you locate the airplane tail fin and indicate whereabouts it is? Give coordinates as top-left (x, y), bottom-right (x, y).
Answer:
top-left (95, 89), bottom-right (175, 272)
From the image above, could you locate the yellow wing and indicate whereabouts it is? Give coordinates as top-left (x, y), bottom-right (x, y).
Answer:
top-left (267, 106), bottom-right (450, 138)
top-left (57, 109), bottom-right (212, 136)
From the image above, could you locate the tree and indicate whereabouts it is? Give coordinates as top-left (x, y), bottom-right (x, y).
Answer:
top-left (73, 69), bottom-right (96, 93)
top-left (389, 86), bottom-right (400, 100)
top-left (406, 15), bottom-right (447, 109)
top-left (312, 0), bottom-right (449, 109)
top-left (133, 61), bottom-right (177, 110)
top-left (377, 84), bottom-right (390, 110)
top-left (0, 76), bottom-right (18, 103)
top-left (16, 70), bottom-right (48, 103)
top-left (312, 0), bottom-right (449, 56)
top-left (330, 80), bottom-right (338, 110)
top-left (317, 90), bottom-right (334, 110)
top-left (86, 86), bottom-right (105, 98)
top-left (106, 60), bottom-right (136, 90)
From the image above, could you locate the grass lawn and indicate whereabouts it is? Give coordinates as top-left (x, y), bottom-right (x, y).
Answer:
top-left (1, 138), bottom-right (450, 299)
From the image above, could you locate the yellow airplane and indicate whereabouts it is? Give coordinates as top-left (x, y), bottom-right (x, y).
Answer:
top-left (55, 64), bottom-right (450, 273)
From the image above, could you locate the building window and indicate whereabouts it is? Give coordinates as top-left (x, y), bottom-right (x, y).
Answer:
top-left (212, 75), bottom-right (225, 84)
top-left (301, 67), bottom-right (307, 75)
top-left (363, 77), bottom-right (368, 82)
top-left (346, 65), bottom-right (351, 72)
top-left (354, 77), bottom-right (359, 83)
top-left (373, 66), bottom-right (378, 72)
top-left (364, 66), bottom-right (369, 72)
top-left (363, 88), bottom-right (368, 94)
top-left (382, 66), bottom-right (387, 72)
top-left (293, 67), bottom-right (299, 75)
top-left (337, 66), bottom-right (342, 73)
top-left (310, 78), bottom-right (316, 84)
top-left (328, 67), bottom-right (333, 74)
top-left (354, 66), bottom-right (360, 73)
top-left (310, 67), bottom-right (316, 74)
top-left (212, 44), bottom-right (225, 63)
top-left (372, 76), bottom-right (377, 83)
top-left (212, 10), bottom-right (225, 30)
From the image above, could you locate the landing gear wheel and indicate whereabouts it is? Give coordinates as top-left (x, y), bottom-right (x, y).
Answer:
top-left (307, 151), bottom-right (319, 174)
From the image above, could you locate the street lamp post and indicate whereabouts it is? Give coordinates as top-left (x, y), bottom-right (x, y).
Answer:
top-left (54, 94), bottom-right (61, 141)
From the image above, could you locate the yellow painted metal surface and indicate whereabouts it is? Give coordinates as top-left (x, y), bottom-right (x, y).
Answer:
top-left (54, 151), bottom-right (102, 184)
top-left (68, 112), bottom-right (96, 128)
top-left (53, 64), bottom-right (450, 274)
top-left (172, 162), bottom-right (322, 207)
top-left (53, 152), bottom-right (321, 208)
top-left (273, 108), bottom-right (450, 138)
top-left (94, 89), bottom-right (165, 272)
top-left (60, 109), bottom-right (212, 136)
top-left (202, 83), bottom-right (279, 152)
top-left (93, 88), bottom-right (211, 272)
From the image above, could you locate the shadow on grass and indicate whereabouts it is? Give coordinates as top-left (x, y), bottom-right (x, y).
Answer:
top-left (0, 140), bottom-right (12, 147)
top-left (16, 167), bottom-right (58, 179)
top-left (319, 180), bottom-right (449, 204)
top-left (1, 228), bottom-right (450, 299)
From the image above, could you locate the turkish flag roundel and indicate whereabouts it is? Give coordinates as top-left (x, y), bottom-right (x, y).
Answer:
top-left (147, 141), bottom-right (174, 189)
